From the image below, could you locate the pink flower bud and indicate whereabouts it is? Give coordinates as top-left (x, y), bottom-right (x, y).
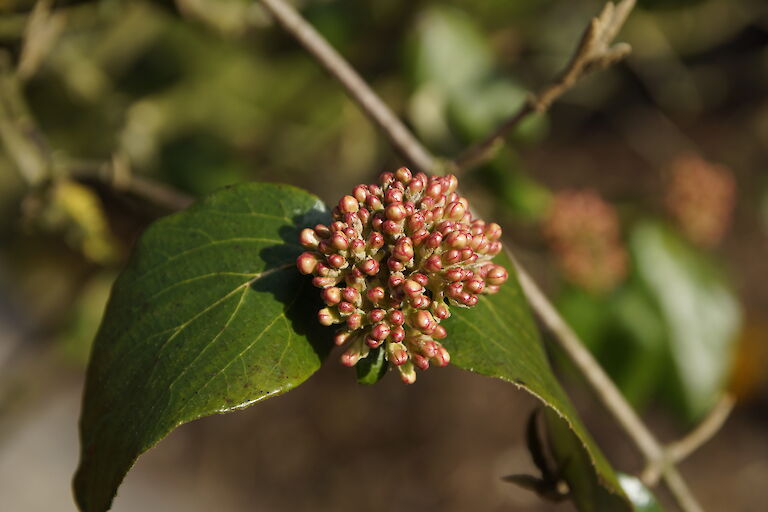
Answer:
top-left (390, 325), bottom-right (405, 342)
top-left (384, 188), bottom-right (404, 205)
top-left (411, 229), bottom-right (430, 245)
top-left (388, 274), bottom-right (404, 288)
top-left (297, 252), bottom-right (320, 275)
top-left (485, 222), bottom-right (502, 241)
top-left (339, 195), bottom-right (359, 213)
top-left (299, 228), bottom-right (320, 248)
top-left (466, 279), bottom-right (485, 294)
top-left (353, 185), bottom-right (369, 203)
top-left (433, 345), bottom-right (451, 366)
top-left (420, 234), bottom-right (440, 252)
top-left (371, 322), bottom-right (391, 341)
top-left (486, 265), bottom-right (508, 285)
top-left (382, 220), bottom-right (401, 236)
top-left (442, 249), bottom-right (461, 265)
top-left (366, 195), bottom-right (383, 210)
top-left (328, 254), bottom-right (346, 269)
top-left (387, 257), bottom-right (405, 272)
top-left (395, 167), bottom-right (412, 183)
top-left (445, 231), bottom-right (469, 249)
top-left (445, 201), bottom-right (466, 221)
top-left (321, 287), bottom-right (342, 305)
top-left (411, 295), bottom-right (431, 309)
top-left (445, 268), bottom-right (464, 282)
top-left (341, 287), bottom-right (360, 304)
top-left (357, 208), bottom-right (370, 225)
top-left (312, 276), bottom-right (338, 288)
top-left (366, 286), bottom-right (386, 304)
top-left (432, 303), bottom-right (450, 320)
top-left (346, 313), bottom-right (363, 330)
top-left (402, 279), bottom-right (422, 297)
top-left (387, 342), bottom-right (409, 366)
top-left (379, 172), bottom-right (395, 188)
top-left (407, 212), bottom-right (425, 232)
top-left (334, 330), bottom-right (351, 346)
top-left (318, 308), bottom-right (338, 326)
top-left (385, 202), bottom-right (407, 221)
top-left (412, 354), bottom-right (430, 371)
top-left (330, 232), bottom-right (348, 250)
top-left (367, 232), bottom-right (384, 250)
top-left (369, 308), bottom-right (386, 322)
top-left (314, 224), bottom-right (331, 238)
top-left (417, 339), bottom-right (439, 358)
top-left (432, 325), bottom-right (447, 339)
top-left (412, 310), bottom-right (436, 333)
top-left (393, 238), bottom-right (414, 261)
top-left (338, 301), bottom-right (355, 315)
top-left (388, 310), bottom-right (405, 326)
top-left (360, 258), bottom-right (379, 276)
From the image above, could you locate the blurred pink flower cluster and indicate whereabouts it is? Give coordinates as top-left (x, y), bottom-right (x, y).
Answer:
top-left (666, 153), bottom-right (736, 248)
top-left (544, 190), bottom-right (628, 294)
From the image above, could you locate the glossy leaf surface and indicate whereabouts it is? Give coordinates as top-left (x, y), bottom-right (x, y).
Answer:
top-left (74, 183), bottom-right (331, 511)
top-left (443, 251), bottom-right (630, 511)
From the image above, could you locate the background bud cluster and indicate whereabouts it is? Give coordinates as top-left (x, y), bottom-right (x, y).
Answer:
top-left (665, 153), bottom-right (736, 248)
top-left (544, 189), bottom-right (628, 295)
top-left (297, 168), bottom-right (508, 383)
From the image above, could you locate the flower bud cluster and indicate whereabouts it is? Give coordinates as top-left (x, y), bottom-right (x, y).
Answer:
top-left (544, 189), bottom-right (627, 294)
top-left (297, 168), bottom-right (508, 383)
top-left (665, 153), bottom-right (735, 248)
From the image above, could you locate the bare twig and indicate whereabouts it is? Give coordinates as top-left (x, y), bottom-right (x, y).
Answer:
top-left (642, 394), bottom-right (736, 486)
top-left (68, 156), bottom-right (194, 211)
top-left (255, 1), bottom-right (708, 511)
top-left (455, 0), bottom-right (635, 172)
top-left (18, 0), bottom-right (67, 81)
top-left (257, 0), bottom-right (435, 174)
top-left (0, 52), bottom-right (51, 185)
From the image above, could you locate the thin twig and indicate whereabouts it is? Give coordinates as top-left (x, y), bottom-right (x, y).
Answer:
top-left (69, 158), bottom-right (194, 211)
top-left (642, 394), bottom-right (736, 486)
top-left (0, 52), bottom-right (51, 185)
top-left (257, 0), bottom-right (435, 174)
top-left (256, 1), bottom-right (706, 511)
top-left (455, 0), bottom-right (635, 172)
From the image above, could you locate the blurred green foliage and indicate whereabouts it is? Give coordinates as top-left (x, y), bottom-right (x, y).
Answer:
top-left (0, 0), bottom-right (763, 428)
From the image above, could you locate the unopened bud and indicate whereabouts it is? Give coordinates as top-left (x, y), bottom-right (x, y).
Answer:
top-left (486, 265), bottom-right (508, 285)
top-left (300, 228), bottom-right (320, 248)
top-left (297, 252), bottom-right (320, 275)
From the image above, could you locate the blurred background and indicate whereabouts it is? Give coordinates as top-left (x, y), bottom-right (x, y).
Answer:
top-left (0, 0), bottom-right (766, 510)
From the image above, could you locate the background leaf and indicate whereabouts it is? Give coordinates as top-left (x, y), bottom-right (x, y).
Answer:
top-left (617, 473), bottom-right (664, 512)
top-left (442, 251), bottom-right (631, 511)
top-left (74, 183), bottom-right (331, 512)
top-left (630, 222), bottom-right (741, 419)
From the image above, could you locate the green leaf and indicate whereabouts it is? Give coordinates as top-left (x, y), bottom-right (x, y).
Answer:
top-left (630, 222), bottom-right (741, 419)
top-left (356, 345), bottom-right (389, 385)
top-left (442, 251), bottom-right (631, 511)
top-left (617, 473), bottom-right (664, 512)
top-left (74, 183), bottom-right (332, 512)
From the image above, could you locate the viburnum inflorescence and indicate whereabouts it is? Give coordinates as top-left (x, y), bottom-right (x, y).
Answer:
top-left (297, 168), bottom-right (508, 383)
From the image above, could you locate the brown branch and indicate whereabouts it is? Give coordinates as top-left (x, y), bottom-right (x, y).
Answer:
top-left (454, 0), bottom-right (635, 172)
top-left (69, 156), bottom-right (194, 212)
top-left (255, 1), bottom-right (707, 511)
top-left (642, 394), bottom-right (736, 487)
